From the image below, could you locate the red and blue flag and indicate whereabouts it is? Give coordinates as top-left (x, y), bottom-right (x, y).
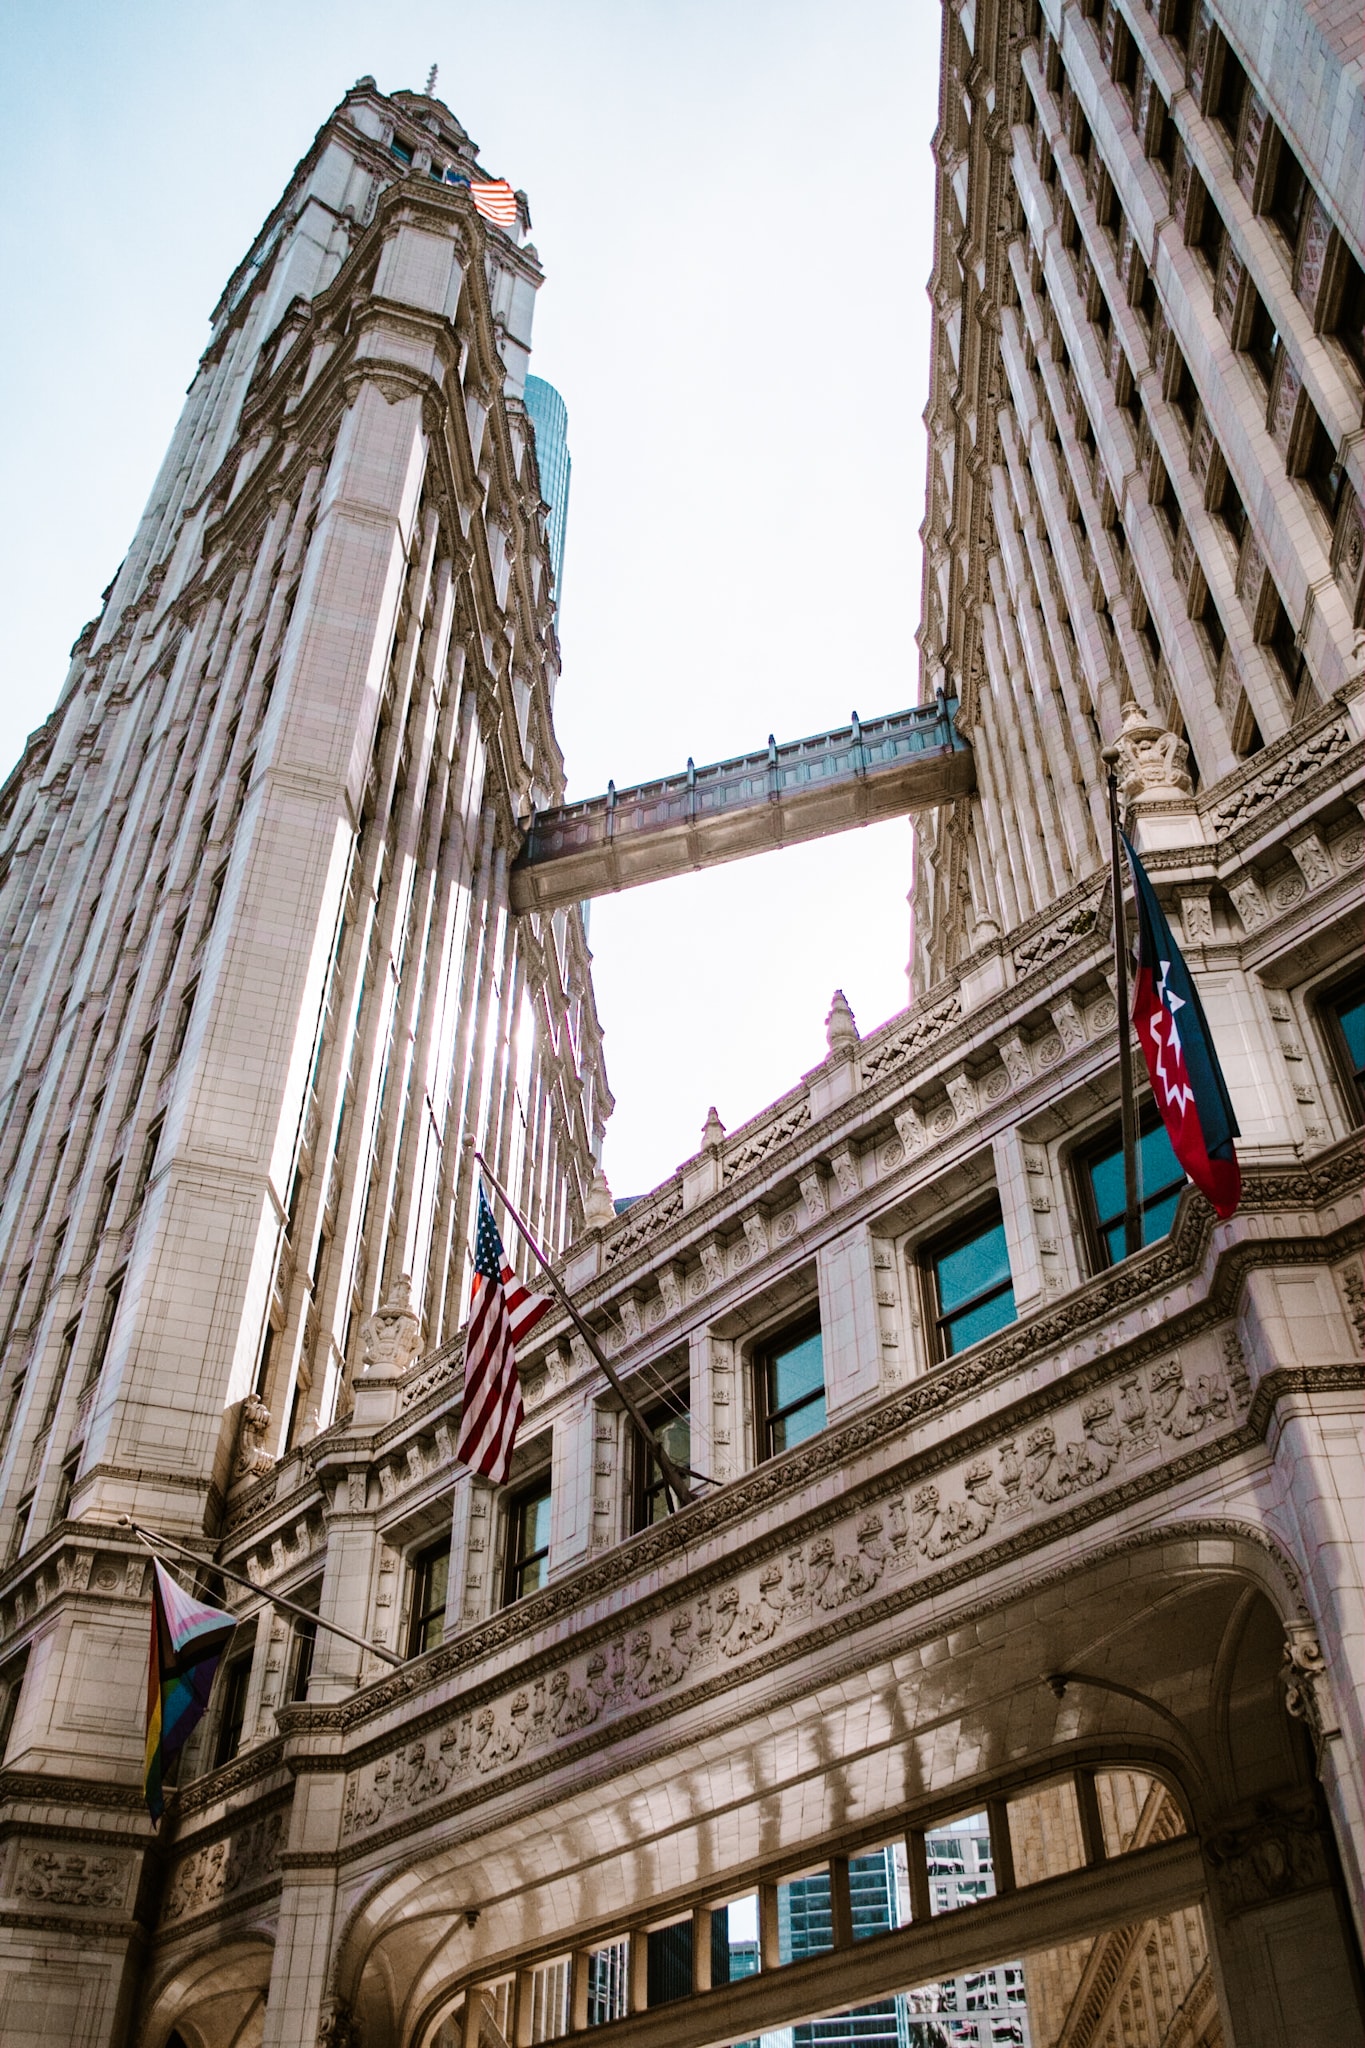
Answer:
top-left (1123, 832), bottom-right (1241, 1219)
top-left (144, 1558), bottom-right (237, 1824)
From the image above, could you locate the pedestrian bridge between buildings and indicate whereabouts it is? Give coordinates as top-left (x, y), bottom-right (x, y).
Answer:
top-left (508, 698), bottom-right (973, 913)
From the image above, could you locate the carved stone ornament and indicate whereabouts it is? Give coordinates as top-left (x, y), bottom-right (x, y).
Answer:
top-left (339, 1345), bottom-right (1245, 1840)
top-left (1280, 1626), bottom-right (1336, 1755)
top-left (582, 1167), bottom-right (616, 1232)
top-left (161, 1809), bottom-right (286, 1927)
top-left (825, 988), bottom-right (860, 1053)
top-left (1206, 1796), bottom-right (1328, 1914)
top-left (15, 1848), bottom-right (126, 1908)
top-left (317, 1998), bottom-right (362, 2048)
top-left (360, 1274), bottom-right (421, 1376)
top-left (235, 1392), bottom-right (276, 1479)
top-left (1115, 701), bottom-right (1193, 802)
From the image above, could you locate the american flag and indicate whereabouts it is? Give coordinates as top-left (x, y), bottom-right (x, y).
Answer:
top-left (455, 1185), bottom-right (551, 1484)
top-left (470, 179), bottom-right (519, 229)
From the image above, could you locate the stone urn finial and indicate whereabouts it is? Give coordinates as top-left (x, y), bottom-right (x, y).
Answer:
top-left (1115, 701), bottom-right (1193, 803)
top-left (700, 1105), bottom-right (726, 1150)
top-left (359, 1276), bottom-right (421, 1377)
top-left (825, 988), bottom-right (859, 1053)
top-left (582, 1166), bottom-right (616, 1231)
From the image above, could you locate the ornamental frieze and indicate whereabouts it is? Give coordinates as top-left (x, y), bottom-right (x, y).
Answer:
top-left (160, 1807), bottom-right (287, 1929)
top-left (339, 1344), bottom-right (1246, 1840)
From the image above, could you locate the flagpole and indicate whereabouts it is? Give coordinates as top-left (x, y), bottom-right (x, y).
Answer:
top-left (121, 1518), bottom-right (406, 1668)
top-left (1100, 748), bottom-right (1142, 1260)
top-left (472, 1149), bottom-right (697, 1512)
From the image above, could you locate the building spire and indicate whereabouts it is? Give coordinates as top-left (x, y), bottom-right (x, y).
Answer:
top-left (424, 63), bottom-right (439, 98)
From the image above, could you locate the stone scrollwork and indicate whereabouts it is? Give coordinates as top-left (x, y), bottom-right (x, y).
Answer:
top-left (339, 1348), bottom-right (1244, 1839)
top-left (1280, 1625), bottom-right (1337, 1759)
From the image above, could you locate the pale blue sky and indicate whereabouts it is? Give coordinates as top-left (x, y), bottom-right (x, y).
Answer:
top-left (0, 0), bottom-right (941, 1196)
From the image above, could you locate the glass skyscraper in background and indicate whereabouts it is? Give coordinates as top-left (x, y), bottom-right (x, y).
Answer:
top-left (524, 373), bottom-right (572, 594)
top-left (760, 1822), bottom-right (1031, 2048)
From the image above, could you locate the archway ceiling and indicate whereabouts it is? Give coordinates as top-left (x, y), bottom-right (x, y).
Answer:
top-left (340, 1538), bottom-right (1298, 2046)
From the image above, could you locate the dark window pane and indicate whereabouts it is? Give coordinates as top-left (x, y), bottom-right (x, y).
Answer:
top-left (214, 1655), bottom-right (251, 1766)
top-left (770, 1389), bottom-right (827, 1456)
top-left (647, 1921), bottom-right (692, 2006)
top-left (770, 1330), bottom-right (824, 1410)
top-left (289, 1618), bottom-right (316, 1701)
top-left (943, 1286), bottom-right (1017, 1355)
top-left (640, 1405), bottom-right (691, 1527)
top-left (936, 1221), bottom-right (1011, 1314)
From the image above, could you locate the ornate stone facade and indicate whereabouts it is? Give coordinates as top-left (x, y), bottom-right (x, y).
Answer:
top-left (0, 14), bottom-right (1361, 2048)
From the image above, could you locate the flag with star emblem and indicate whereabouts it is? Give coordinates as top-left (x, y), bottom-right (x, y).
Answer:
top-left (1123, 832), bottom-right (1241, 1219)
top-left (455, 1185), bottom-right (552, 1484)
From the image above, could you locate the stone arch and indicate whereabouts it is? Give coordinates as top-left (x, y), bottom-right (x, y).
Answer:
top-left (138, 1937), bottom-right (272, 2048)
top-left (321, 1515), bottom-right (1350, 2045)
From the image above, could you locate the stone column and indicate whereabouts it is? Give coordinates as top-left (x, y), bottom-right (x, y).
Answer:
top-left (817, 1227), bottom-right (883, 1421)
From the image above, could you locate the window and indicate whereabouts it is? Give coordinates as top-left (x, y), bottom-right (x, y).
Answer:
top-left (288, 1615), bottom-right (317, 1702)
top-left (1244, 297), bottom-right (1280, 388)
top-left (504, 1476), bottom-right (552, 1604)
top-left (53, 1453), bottom-right (79, 1524)
top-left (166, 980), bottom-right (197, 1066)
top-left (203, 864), bottom-right (227, 933)
top-left (1320, 974), bottom-right (1365, 1123)
top-left (389, 136), bottom-right (414, 164)
top-left (85, 1274), bottom-right (124, 1389)
top-left (213, 1652), bottom-right (252, 1767)
top-left (1076, 1107), bottom-right (1187, 1269)
top-left (406, 1538), bottom-right (450, 1656)
top-left (757, 1319), bottom-right (825, 1460)
top-left (1266, 142), bottom-right (1307, 255)
top-left (923, 1207), bottom-right (1016, 1359)
top-left (634, 1396), bottom-right (691, 1530)
top-left (0, 1651), bottom-right (28, 1762)
top-left (130, 1115), bottom-right (163, 1209)
top-left (92, 1162), bottom-right (121, 1240)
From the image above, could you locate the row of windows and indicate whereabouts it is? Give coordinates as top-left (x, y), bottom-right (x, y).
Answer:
top-left (188, 979), bottom-right (1365, 1770)
top-left (1021, 13), bottom-right (1360, 755)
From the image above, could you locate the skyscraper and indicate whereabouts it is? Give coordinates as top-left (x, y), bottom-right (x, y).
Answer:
top-left (0, 8), bottom-right (1362, 2047)
top-left (0, 74), bottom-right (607, 2039)
top-left (524, 376), bottom-right (573, 596)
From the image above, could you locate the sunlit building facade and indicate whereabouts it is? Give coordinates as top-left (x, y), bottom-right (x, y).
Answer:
top-left (0, 6), bottom-right (1361, 2046)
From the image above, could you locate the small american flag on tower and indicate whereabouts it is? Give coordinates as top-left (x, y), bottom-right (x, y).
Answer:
top-left (455, 1184), bottom-right (552, 1484)
top-left (470, 179), bottom-right (519, 229)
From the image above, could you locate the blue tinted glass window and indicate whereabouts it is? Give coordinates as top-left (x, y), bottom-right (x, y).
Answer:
top-left (763, 1327), bottom-right (825, 1458)
top-left (935, 1220), bottom-right (1011, 1313)
top-left (929, 1212), bottom-right (1015, 1358)
top-left (1086, 1113), bottom-right (1186, 1268)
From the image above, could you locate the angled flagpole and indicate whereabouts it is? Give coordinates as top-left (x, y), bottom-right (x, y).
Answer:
top-left (472, 1149), bottom-right (698, 1512)
top-left (121, 1518), bottom-right (405, 1667)
top-left (1100, 747), bottom-right (1143, 1260)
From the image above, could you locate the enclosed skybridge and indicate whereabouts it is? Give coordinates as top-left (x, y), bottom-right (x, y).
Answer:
top-left (509, 697), bottom-right (973, 913)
